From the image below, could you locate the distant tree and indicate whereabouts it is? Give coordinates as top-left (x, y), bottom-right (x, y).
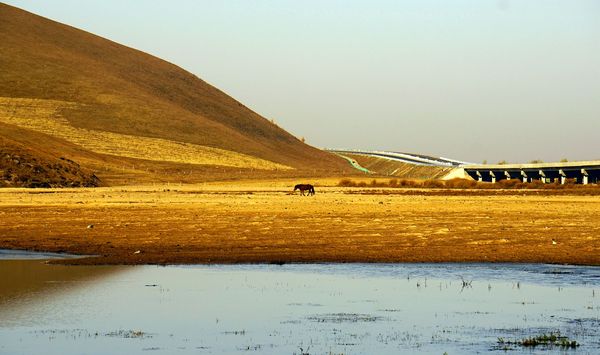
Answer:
top-left (529, 159), bottom-right (544, 164)
top-left (560, 158), bottom-right (568, 162)
top-left (497, 160), bottom-right (508, 165)
top-left (482, 160), bottom-right (488, 165)
top-left (300, 137), bottom-right (306, 143)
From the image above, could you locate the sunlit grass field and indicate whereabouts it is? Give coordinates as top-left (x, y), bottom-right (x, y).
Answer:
top-left (0, 97), bottom-right (291, 170)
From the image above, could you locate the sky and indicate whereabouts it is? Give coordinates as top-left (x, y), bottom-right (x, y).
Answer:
top-left (5, 0), bottom-right (600, 163)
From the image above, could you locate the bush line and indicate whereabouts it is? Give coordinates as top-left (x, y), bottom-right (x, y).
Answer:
top-left (338, 178), bottom-right (599, 190)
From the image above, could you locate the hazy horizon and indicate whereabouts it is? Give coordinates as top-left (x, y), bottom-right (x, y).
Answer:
top-left (5, 0), bottom-right (600, 163)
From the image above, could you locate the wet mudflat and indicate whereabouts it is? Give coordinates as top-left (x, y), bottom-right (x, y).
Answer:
top-left (0, 260), bottom-right (599, 354)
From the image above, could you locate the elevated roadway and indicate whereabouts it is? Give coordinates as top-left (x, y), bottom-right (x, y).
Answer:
top-left (463, 161), bottom-right (600, 184)
top-left (328, 149), bottom-right (469, 167)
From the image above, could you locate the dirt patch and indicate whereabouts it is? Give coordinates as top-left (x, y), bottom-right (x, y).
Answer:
top-left (0, 136), bottom-right (100, 188)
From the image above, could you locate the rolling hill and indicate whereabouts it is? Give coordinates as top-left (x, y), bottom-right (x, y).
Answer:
top-left (0, 3), bottom-right (349, 186)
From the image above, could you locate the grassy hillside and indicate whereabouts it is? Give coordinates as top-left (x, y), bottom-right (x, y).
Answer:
top-left (0, 3), bottom-right (349, 185)
top-left (342, 153), bottom-right (452, 180)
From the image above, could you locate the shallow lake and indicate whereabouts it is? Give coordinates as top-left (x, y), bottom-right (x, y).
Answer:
top-left (1, 257), bottom-right (599, 354)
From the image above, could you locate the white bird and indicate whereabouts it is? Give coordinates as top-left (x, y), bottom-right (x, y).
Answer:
top-left (552, 239), bottom-right (557, 245)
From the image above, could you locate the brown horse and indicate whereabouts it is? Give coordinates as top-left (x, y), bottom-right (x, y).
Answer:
top-left (294, 184), bottom-right (315, 196)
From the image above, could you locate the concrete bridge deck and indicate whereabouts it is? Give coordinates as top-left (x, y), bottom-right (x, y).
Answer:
top-left (463, 161), bottom-right (600, 184)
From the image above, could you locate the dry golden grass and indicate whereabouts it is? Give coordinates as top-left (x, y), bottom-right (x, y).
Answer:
top-left (0, 97), bottom-right (291, 170)
top-left (1, 180), bottom-right (599, 265)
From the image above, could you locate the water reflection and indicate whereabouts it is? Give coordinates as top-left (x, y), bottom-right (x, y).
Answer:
top-left (0, 249), bottom-right (80, 260)
top-left (0, 262), bottom-right (598, 354)
top-left (0, 260), bottom-right (129, 327)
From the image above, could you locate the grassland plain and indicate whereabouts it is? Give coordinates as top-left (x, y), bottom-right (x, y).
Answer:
top-left (0, 179), bottom-right (599, 265)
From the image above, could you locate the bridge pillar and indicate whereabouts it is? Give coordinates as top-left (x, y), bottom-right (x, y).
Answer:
top-left (520, 170), bottom-right (528, 183)
top-left (539, 170), bottom-right (546, 184)
top-left (476, 171), bottom-right (482, 182)
top-left (489, 171), bottom-right (496, 183)
top-left (504, 171), bottom-right (511, 180)
top-left (582, 169), bottom-right (589, 185)
top-left (559, 169), bottom-right (566, 185)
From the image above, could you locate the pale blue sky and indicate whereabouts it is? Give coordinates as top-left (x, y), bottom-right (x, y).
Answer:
top-left (5, 0), bottom-right (600, 163)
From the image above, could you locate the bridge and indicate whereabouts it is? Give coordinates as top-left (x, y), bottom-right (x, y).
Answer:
top-left (463, 161), bottom-right (600, 184)
top-left (328, 149), bottom-right (600, 185)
